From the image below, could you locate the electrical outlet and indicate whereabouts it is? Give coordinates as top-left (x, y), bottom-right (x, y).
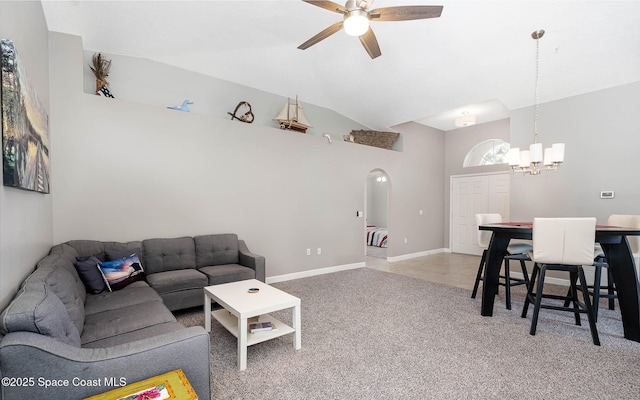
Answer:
top-left (404, 238), bottom-right (408, 244)
top-left (317, 248), bottom-right (321, 255)
top-left (306, 248), bottom-right (311, 256)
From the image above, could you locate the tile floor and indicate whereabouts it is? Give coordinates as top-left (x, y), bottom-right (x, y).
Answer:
top-left (366, 251), bottom-right (621, 313)
top-left (365, 251), bottom-right (481, 291)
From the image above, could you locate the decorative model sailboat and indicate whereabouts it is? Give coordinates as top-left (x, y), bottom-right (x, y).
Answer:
top-left (274, 96), bottom-right (312, 133)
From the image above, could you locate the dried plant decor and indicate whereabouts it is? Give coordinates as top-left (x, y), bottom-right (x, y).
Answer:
top-left (89, 53), bottom-right (114, 97)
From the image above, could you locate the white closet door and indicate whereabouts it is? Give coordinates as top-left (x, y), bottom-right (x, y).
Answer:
top-left (450, 173), bottom-right (510, 255)
top-left (488, 173), bottom-right (510, 220)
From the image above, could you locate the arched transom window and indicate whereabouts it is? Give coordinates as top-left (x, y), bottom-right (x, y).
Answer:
top-left (463, 139), bottom-right (511, 167)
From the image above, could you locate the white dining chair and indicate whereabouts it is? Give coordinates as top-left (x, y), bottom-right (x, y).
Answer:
top-left (589, 214), bottom-right (640, 321)
top-left (471, 213), bottom-right (532, 310)
top-left (522, 217), bottom-right (601, 345)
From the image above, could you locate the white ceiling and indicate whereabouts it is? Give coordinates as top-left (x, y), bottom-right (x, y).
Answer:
top-left (41, 0), bottom-right (640, 131)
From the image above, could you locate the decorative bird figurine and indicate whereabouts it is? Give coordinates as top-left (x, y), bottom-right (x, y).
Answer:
top-left (167, 99), bottom-right (193, 112)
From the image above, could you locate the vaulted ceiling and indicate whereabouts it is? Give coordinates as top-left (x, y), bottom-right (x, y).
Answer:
top-left (41, 1), bottom-right (640, 131)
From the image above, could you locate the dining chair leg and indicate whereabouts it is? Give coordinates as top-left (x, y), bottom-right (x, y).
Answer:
top-left (530, 265), bottom-right (547, 336)
top-left (592, 264), bottom-right (603, 322)
top-left (471, 249), bottom-right (487, 299)
top-left (578, 266), bottom-right (601, 346)
top-left (521, 263), bottom-right (539, 318)
top-left (519, 259), bottom-right (530, 285)
top-left (504, 258), bottom-right (512, 310)
top-left (607, 268), bottom-right (616, 310)
top-left (563, 273), bottom-right (576, 309)
top-left (569, 270), bottom-right (581, 326)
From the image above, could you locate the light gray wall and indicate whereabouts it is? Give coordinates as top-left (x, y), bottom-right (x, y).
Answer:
top-left (390, 122), bottom-right (445, 253)
top-left (0, 1), bottom-right (53, 310)
top-left (443, 119), bottom-right (510, 247)
top-left (81, 50), bottom-right (370, 140)
top-left (49, 33), bottom-right (446, 279)
top-left (510, 82), bottom-right (640, 222)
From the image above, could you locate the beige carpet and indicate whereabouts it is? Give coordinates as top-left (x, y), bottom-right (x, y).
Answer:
top-left (175, 268), bottom-right (640, 399)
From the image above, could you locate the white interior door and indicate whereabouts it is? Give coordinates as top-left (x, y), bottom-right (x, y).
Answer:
top-left (488, 173), bottom-right (510, 220)
top-left (450, 172), bottom-right (510, 255)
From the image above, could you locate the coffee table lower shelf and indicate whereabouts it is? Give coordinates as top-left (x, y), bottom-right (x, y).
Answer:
top-left (211, 309), bottom-right (295, 346)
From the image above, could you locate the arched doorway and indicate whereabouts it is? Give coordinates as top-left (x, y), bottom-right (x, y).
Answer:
top-left (366, 169), bottom-right (390, 259)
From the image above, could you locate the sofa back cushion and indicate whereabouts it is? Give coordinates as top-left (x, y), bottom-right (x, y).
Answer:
top-left (194, 234), bottom-right (239, 267)
top-left (24, 258), bottom-right (86, 335)
top-left (65, 240), bottom-right (143, 262)
top-left (49, 243), bottom-right (79, 263)
top-left (104, 241), bottom-right (143, 260)
top-left (142, 237), bottom-right (196, 274)
top-left (65, 240), bottom-right (108, 261)
top-left (44, 245), bottom-right (88, 304)
top-left (0, 282), bottom-right (81, 347)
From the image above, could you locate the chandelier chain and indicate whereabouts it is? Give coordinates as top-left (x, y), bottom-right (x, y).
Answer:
top-left (508, 29), bottom-right (564, 175)
top-left (534, 33), bottom-right (540, 144)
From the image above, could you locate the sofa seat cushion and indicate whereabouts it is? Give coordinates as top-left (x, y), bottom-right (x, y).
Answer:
top-left (198, 264), bottom-right (256, 285)
top-left (84, 281), bottom-right (162, 315)
top-left (0, 282), bottom-right (81, 347)
top-left (81, 301), bottom-right (176, 346)
top-left (82, 321), bottom-right (186, 348)
top-left (146, 269), bottom-right (208, 294)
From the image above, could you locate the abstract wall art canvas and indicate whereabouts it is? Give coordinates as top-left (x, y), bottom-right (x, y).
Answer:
top-left (1, 38), bottom-right (50, 193)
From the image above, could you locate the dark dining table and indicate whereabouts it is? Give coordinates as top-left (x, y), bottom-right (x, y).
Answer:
top-left (479, 222), bottom-right (640, 342)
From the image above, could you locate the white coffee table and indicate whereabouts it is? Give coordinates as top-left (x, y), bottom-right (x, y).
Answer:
top-left (204, 279), bottom-right (301, 370)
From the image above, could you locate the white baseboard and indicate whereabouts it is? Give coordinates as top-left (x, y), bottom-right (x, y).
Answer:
top-left (266, 262), bottom-right (365, 284)
top-left (387, 248), bottom-right (448, 263)
top-left (266, 248), bottom-right (448, 284)
top-left (265, 251), bottom-right (578, 287)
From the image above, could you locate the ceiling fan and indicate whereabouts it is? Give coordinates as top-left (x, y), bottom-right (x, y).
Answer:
top-left (298, 1), bottom-right (443, 59)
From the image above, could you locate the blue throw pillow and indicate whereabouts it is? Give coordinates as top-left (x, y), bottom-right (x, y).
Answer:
top-left (74, 256), bottom-right (107, 294)
top-left (97, 253), bottom-right (146, 291)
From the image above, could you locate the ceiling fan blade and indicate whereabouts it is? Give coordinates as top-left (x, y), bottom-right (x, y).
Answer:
top-left (369, 5), bottom-right (444, 21)
top-left (302, 1), bottom-right (348, 14)
top-left (359, 27), bottom-right (381, 59)
top-left (298, 21), bottom-right (345, 50)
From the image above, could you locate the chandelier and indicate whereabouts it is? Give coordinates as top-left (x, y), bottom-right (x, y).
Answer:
top-left (507, 29), bottom-right (565, 175)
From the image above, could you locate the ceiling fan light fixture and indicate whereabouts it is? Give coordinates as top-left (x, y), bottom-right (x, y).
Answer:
top-left (299, 1), bottom-right (443, 59)
top-left (344, 10), bottom-right (369, 36)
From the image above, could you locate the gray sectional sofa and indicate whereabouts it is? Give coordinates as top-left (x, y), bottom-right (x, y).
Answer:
top-left (0, 233), bottom-right (265, 399)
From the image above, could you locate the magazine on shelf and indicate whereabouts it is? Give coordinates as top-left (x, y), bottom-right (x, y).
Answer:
top-left (249, 321), bottom-right (274, 333)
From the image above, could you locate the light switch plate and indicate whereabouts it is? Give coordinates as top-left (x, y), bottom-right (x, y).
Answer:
top-left (600, 191), bottom-right (615, 199)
